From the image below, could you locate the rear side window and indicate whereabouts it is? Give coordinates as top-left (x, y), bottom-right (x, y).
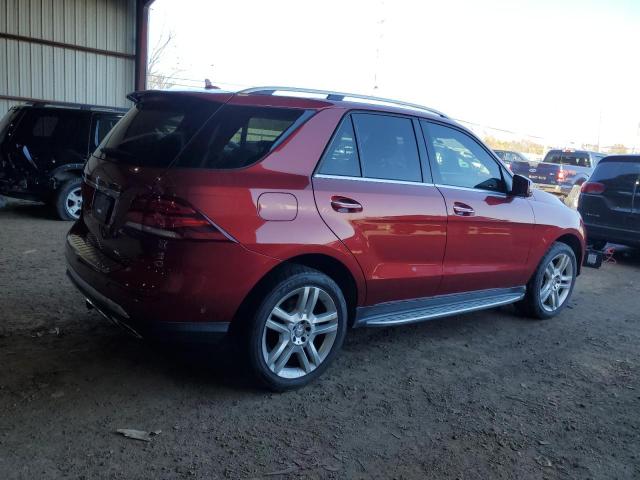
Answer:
top-left (318, 117), bottom-right (361, 177)
top-left (590, 161), bottom-right (640, 193)
top-left (352, 113), bottom-right (422, 182)
top-left (97, 97), bottom-right (222, 167)
top-left (32, 116), bottom-right (59, 137)
top-left (176, 105), bottom-right (305, 169)
top-left (91, 115), bottom-right (121, 150)
top-left (16, 109), bottom-right (88, 153)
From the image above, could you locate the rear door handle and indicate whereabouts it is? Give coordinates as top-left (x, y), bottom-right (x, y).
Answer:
top-left (331, 196), bottom-right (363, 213)
top-left (453, 202), bottom-right (475, 216)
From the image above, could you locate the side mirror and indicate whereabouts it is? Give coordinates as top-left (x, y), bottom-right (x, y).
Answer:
top-left (510, 174), bottom-right (533, 197)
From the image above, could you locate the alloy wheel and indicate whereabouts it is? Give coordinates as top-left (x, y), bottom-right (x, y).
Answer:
top-left (540, 253), bottom-right (573, 312)
top-left (65, 187), bottom-right (83, 219)
top-left (261, 286), bottom-right (339, 379)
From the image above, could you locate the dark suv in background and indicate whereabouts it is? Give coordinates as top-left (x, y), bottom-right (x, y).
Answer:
top-left (578, 155), bottom-right (640, 249)
top-left (0, 102), bottom-right (124, 219)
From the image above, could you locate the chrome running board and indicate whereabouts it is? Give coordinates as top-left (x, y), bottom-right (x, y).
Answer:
top-left (355, 287), bottom-right (526, 328)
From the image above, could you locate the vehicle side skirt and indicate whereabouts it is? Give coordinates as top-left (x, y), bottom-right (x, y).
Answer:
top-left (354, 287), bottom-right (526, 327)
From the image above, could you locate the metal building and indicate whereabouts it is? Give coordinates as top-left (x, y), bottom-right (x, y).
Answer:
top-left (0, 0), bottom-right (153, 113)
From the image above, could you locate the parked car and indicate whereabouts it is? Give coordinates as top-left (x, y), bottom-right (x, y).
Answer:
top-left (510, 149), bottom-right (606, 197)
top-left (492, 149), bottom-right (529, 170)
top-left (65, 87), bottom-right (586, 390)
top-left (578, 155), bottom-right (640, 249)
top-left (0, 102), bottom-right (125, 219)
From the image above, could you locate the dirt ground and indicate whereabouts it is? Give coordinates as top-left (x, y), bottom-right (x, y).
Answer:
top-left (0, 196), bottom-right (639, 480)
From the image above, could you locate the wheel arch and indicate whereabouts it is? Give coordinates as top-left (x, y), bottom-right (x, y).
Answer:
top-left (231, 252), bottom-right (361, 334)
top-left (50, 164), bottom-right (84, 185)
top-left (555, 233), bottom-right (583, 275)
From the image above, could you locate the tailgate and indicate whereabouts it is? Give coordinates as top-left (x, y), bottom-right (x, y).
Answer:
top-left (526, 163), bottom-right (561, 184)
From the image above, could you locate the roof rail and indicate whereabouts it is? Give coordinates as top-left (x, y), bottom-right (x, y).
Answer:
top-left (238, 86), bottom-right (448, 118)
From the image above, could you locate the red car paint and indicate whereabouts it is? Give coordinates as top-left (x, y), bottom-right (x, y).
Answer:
top-left (65, 90), bottom-right (585, 337)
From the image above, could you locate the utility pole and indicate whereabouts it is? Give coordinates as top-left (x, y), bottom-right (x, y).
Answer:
top-left (596, 109), bottom-right (602, 152)
top-left (373, 1), bottom-right (385, 93)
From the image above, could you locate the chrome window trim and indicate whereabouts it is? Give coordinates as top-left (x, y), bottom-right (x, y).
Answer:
top-left (314, 173), bottom-right (435, 187)
top-left (435, 183), bottom-right (509, 197)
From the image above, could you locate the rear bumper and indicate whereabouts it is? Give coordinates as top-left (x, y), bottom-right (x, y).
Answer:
top-left (584, 222), bottom-right (640, 248)
top-left (67, 266), bottom-right (230, 342)
top-left (64, 220), bottom-right (281, 343)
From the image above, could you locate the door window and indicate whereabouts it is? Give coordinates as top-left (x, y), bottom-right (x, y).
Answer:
top-left (352, 113), bottom-right (422, 182)
top-left (318, 117), bottom-right (361, 177)
top-left (92, 115), bottom-right (121, 150)
top-left (422, 122), bottom-right (505, 192)
top-left (17, 109), bottom-right (88, 154)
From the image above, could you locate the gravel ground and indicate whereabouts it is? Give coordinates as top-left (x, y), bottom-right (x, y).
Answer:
top-left (1, 197), bottom-right (639, 479)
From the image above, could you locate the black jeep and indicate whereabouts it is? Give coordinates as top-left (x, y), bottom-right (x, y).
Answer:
top-left (0, 102), bottom-right (124, 220)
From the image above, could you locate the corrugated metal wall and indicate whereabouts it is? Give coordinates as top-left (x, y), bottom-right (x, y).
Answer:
top-left (0, 0), bottom-right (136, 115)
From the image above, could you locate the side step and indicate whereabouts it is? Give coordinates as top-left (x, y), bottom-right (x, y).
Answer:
top-left (355, 287), bottom-right (526, 328)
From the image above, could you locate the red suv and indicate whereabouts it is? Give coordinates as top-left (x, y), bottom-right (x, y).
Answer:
top-left (65, 87), bottom-right (585, 390)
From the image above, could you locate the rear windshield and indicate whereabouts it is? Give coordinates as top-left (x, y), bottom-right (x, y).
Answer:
top-left (174, 104), bottom-right (306, 169)
top-left (96, 97), bottom-right (223, 167)
top-left (544, 151), bottom-right (591, 168)
top-left (590, 161), bottom-right (640, 193)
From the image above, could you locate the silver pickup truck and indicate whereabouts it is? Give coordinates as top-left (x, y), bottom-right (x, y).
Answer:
top-left (510, 149), bottom-right (606, 197)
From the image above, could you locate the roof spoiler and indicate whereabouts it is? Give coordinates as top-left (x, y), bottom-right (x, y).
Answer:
top-left (127, 89), bottom-right (233, 104)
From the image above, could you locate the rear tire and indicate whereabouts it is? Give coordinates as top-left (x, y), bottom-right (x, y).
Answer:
top-left (516, 242), bottom-right (577, 320)
top-left (246, 265), bottom-right (347, 391)
top-left (54, 177), bottom-right (82, 221)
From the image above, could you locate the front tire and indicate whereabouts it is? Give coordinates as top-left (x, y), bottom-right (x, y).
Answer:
top-left (54, 178), bottom-right (83, 221)
top-left (247, 265), bottom-right (347, 391)
top-left (516, 242), bottom-right (577, 319)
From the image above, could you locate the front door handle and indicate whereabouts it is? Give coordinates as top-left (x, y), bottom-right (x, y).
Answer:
top-left (453, 202), bottom-right (475, 216)
top-left (331, 196), bottom-right (363, 213)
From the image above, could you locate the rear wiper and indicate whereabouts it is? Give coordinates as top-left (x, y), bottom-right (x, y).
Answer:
top-left (100, 147), bottom-right (133, 160)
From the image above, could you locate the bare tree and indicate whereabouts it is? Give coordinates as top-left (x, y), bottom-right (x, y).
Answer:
top-left (146, 30), bottom-right (183, 90)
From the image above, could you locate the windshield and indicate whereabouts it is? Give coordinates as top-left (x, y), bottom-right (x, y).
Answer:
top-left (544, 151), bottom-right (591, 168)
top-left (0, 108), bottom-right (20, 143)
top-left (96, 97), bottom-right (222, 167)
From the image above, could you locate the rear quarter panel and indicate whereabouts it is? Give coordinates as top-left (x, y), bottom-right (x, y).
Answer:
top-left (161, 107), bottom-right (368, 305)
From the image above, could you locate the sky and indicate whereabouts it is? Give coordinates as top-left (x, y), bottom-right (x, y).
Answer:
top-left (148, 0), bottom-right (640, 149)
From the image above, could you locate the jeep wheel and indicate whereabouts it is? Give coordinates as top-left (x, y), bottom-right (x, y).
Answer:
top-left (54, 178), bottom-right (83, 221)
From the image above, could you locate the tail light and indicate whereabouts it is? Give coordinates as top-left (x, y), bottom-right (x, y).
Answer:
top-left (125, 195), bottom-right (231, 241)
top-left (580, 182), bottom-right (605, 194)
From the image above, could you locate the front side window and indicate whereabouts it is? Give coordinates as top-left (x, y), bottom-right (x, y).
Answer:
top-left (176, 105), bottom-right (305, 169)
top-left (352, 113), bottom-right (422, 182)
top-left (318, 117), bottom-right (361, 177)
top-left (422, 122), bottom-right (505, 192)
